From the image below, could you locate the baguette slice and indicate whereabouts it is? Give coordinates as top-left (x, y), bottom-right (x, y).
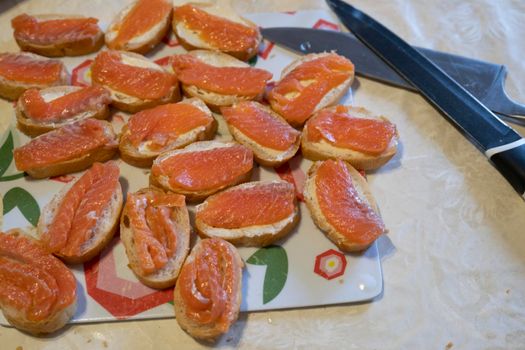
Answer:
top-left (105, 0), bottom-right (172, 54)
top-left (174, 237), bottom-right (243, 341)
top-left (0, 229), bottom-right (77, 335)
top-left (195, 181), bottom-right (299, 246)
top-left (11, 14), bottom-right (104, 57)
top-left (0, 52), bottom-right (68, 100)
top-left (171, 50), bottom-right (271, 112)
top-left (221, 101), bottom-right (301, 167)
top-left (304, 159), bottom-right (386, 252)
top-left (91, 50), bottom-right (180, 113)
top-left (172, 3), bottom-right (261, 61)
top-left (120, 188), bottom-right (190, 289)
top-left (119, 98), bottom-right (217, 168)
top-left (301, 105), bottom-right (398, 170)
top-left (37, 161), bottom-right (123, 264)
top-left (13, 119), bottom-right (118, 179)
top-left (150, 140), bottom-right (254, 202)
top-left (267, 52), bottom-right (354, 128)
top-left (16, 85), bottom-right (111, 137)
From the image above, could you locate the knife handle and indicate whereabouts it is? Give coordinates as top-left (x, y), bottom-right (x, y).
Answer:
top-left (487, 140), bottom-right (525, 197)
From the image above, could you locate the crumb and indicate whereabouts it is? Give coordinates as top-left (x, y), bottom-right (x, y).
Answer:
top-left (87, 339), bottom-right (92, 343)
top-left (16, 346), bottom-right (23, 350)
top-left (267, 318), bottom-right (272, 324)
top-left (103, 340), bottom-right (108, 348)
top-left (445, 342), bottom-right (453, 349)
top-left (339, 279), bottom-right (344, 284)
top-left (506, 289), bottom-right (510, 294)
top-left (226, 337), bottom-right (233, 343)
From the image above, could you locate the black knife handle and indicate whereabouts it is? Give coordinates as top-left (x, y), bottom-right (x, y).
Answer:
top-left (488, 141), bottom-right (525, 196)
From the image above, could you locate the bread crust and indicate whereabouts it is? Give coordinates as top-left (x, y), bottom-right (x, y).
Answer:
top-left (16, 85), bottom-right (110, 137)
top-left (173, 238), bottom-right (243, 341)
top-left (37, 171), bottom-right (123, 264)
top-left (195, 181), bottom-right (299, 247)
top-left (105, 1), bottom-right (172, 54)
top-left (301, 105), bottom-right (398, 170)
top-left (119, 98), bottom-right (217, 168)
top-left (303, 160), bottom-right (385, 252)
top-left (0, 52), bottom-right (68, 100)
top-left (223, 102), bottom-right (301, 167)
top-left (13, 14), bottom-right (104, 57)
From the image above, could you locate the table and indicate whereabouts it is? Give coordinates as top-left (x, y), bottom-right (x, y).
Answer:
top-left (1, 0), bottom-right (525, 349)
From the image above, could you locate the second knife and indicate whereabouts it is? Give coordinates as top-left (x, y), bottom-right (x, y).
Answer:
top-left (261, 27), bottom-right (525, 119)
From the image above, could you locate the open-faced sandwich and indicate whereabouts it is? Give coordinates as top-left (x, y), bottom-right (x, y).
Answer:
top-left (37, 161), bottom-right (123, 264)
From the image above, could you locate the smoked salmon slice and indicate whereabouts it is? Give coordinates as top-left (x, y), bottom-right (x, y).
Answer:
top-left (197, 181), bottom-right (296, 229)
top-left (106, 0), bottom-right (172, 52)
top-left (174, 238), bottom-right (242, 340)
top-left (222, 101), bottom-right (300, 151)
top-left (151, 141), bottom-right (253, 201)
top-left (0, 52), bottom-right (67, 99)
top-left (268, 53), bottom-right (354, 126)
top-left (13, 119), bottom-right (118, 177)
top-left (0, 230), bottom-right (76, 333)
top-left (171, 54), bottom-right (272, 97)
top-left (125, 190), bottom-right (186, 275)
top-left (91, 50), bottom-right (177, 100)
top-left (125, 101), bottom-right (215, 151)
top-left (12, 14), bottom-right (100, 45)
top-left (305, 105), bottom-right (397, 156)
top-left (39, 162), bottom-right (122, 262)
top-left (19, 85), bottom-right (111, 123)
top-left (173, 4), bottom-right (260, 60)
top-left (307, 159), bottom-right (385, 251)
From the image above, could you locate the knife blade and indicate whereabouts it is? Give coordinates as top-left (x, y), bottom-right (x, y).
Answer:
top-left (260, 27), bottom-right (525, 119)
top-left (324, 0), bottom-right (525, 196)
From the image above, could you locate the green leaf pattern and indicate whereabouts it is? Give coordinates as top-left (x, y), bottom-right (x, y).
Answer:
top-left (247, 245), bottom-right (288, 304)
top-left (2, 187), bottom-right (40, 227)
top-left (0, 131), bottom-right (24, 182)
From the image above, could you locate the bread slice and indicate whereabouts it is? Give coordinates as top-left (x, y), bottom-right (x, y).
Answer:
top-left (0, 229), bottom-right (77, 335)
top-left (195, 181), bottom-right (299, 246)
top-left (174, 237), bottom-right (243, 341)
top-left (93, 51), bottom-right (180, 113)
top-left (119, 98), bottom-right (217, 168)
top-left (269, 52), bottom-right (354, 128)
top-left (174, 50), bottom-right (267, 112)
top-left (16, 85), bottom-right (110, 137)
top-left (303, 160), bottom-right (386, 252)
top-left (37, 162), bottom-right (123, 264)
top-left (0, 52), bottom-right (68, 100)
top-left (12, 14), bottom-right (104, 57)
top-left (172, 3), bottom-right (261, 61)
top-left (150, 140), bottom-right (253, 202)
top-left (105, 0), bottom-right (172, 54)
top-left (14, 120), bottom-right (119, 179)
top-left (120, 187), bottom-right (191, 289)
top-left (222, 101), bottom-right (301, 167)
top-left (301, 105), bottom-right (398, 170)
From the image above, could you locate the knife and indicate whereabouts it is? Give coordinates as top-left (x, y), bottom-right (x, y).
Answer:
top-left (326, 0), bottom-right (525, 196)
top-left (273, 0), bottom-right (525, 196)
top-left (260, 27), bottom-right (525, 120)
